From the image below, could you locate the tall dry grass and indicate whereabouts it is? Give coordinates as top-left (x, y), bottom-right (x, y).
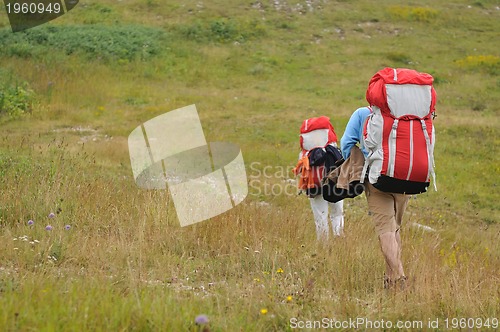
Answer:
top-left (0, 137), bottom-right (498, 330)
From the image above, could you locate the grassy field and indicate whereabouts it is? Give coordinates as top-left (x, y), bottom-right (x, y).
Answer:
top-left (0, 0), bottom-right (499, 331)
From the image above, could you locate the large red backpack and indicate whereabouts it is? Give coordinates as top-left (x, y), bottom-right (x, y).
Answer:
top-left (293, 116), bottom-right (338, 196)
top-left (363, 68), bottom-right (437, 194)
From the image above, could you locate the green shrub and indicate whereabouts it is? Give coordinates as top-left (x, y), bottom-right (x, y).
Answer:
top-left (0, 73), bottom-right (35, 118)
top-left (178, 18), bottom-right (266, 43)
top-left (210, 19), bottom-right (239, 42)
top-left (0, 24), bottom-right (166, 61)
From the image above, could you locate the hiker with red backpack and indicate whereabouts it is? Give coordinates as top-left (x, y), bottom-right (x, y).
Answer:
top-left (341, 68), bottom-right (437, 289)
top-left (293, 116), bottom-right (345, 241)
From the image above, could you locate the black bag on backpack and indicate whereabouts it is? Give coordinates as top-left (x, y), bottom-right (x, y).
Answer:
top-left (322, 146), bottom-right (365, 203)
top-left (305, 145), bottom-right (344, 197)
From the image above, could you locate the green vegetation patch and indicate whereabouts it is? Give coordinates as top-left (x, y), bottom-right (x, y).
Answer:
top-left (386, 52), bottom-right (413, 65)
top-left (455, 55), bottom-right (500, 75)
top-left (175, 18), bottom-right (267, 43)
top-left (387, 5), bottom-right (439, 22)
top-left (0, 69), bottom-right (35, 119)
top-left (0, 24), bottom-right (167, 61)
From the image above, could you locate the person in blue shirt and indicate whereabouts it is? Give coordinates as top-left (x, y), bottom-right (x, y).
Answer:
top-left (340, 106), bottom-right (371, 159)
top-left (341, 106), bottom-right (409, 290)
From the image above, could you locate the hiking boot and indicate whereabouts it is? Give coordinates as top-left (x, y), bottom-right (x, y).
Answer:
top-left (383, 275), bottom-right (408, 291)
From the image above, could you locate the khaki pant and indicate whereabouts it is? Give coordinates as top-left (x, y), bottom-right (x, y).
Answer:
top-left (365, 183), bottom-right (409, 235)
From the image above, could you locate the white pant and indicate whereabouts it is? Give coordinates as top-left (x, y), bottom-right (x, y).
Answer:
top-left (309, 195), bottom-right (344, 240)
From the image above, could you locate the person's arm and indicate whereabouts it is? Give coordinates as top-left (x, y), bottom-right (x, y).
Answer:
top-left (340, 109), bottom-right (363, 159)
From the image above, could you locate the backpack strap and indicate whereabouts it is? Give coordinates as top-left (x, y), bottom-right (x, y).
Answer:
top-left (406, 120), bottom-right (415, 181)
top-left (420, 119), bottom-right (437, 191)
top-left (393, 68), bottom-right (398, 81)
top-left (358, 106), bottom-right (373, 155)
top-left (387, 119), bottom-right (399, 177)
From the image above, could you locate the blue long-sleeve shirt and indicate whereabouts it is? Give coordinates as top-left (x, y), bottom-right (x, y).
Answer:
top-left (340, 107), bottom-right (371, 159)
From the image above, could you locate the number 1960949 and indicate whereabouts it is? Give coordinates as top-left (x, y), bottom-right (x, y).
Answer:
top-left (5, 2), bottom-right (62, 14)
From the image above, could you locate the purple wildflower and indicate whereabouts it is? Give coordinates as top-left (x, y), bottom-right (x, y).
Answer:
top-left (195, 315), bottom-right (209, 325)
top-left (28, 220), bottom-right (34, 226)
top-left (45, 225), bottom-right (53, 231)
top-left (48, 213), bottom-right (56, 218)
top-left (65, 225), bottom-right (71, 230)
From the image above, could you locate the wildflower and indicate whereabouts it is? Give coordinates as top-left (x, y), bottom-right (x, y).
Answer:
top-left (253, 278), bottom-right (260, 282)
top-left (27, 220), bottom-right (34, 226)
top-left (286, 295), bottom-right (293, 302)
top-left (195, 314), bottom-right (209, 325)
top-left (276, 268), bottom-right (284, 273)
top-left (65, 225), bottom-right (71, 230)
top-left (45, 225), bottom-right (53, 231)
top-left (260, 308), bottom-right (268, 315)
top-left (48, 213), bottom-right (55, 219)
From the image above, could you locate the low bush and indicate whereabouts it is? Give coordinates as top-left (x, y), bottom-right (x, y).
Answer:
top-left (0, 24), bottom-right (167, 61)
top-left (177, 18), bottom-right (266, 43)
top-left (0, 71), bottom-right (35, 118)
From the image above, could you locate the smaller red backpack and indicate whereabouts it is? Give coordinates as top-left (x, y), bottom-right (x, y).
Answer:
top-left (293, 116), bottom-right (338, 197)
